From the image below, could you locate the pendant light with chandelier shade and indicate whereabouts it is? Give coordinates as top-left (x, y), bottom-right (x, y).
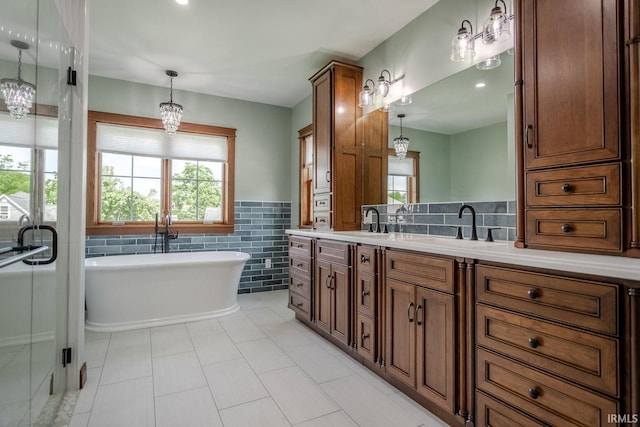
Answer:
top-left (394, 114), bottom-right (410, 160)
top-left (1, 40), bottom-right (36, 119)
top-left (159, 70), bottom-right (183, 135)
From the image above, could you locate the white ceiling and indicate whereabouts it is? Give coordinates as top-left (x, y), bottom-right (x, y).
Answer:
top-left (88, 0), bottom-right (440, 108)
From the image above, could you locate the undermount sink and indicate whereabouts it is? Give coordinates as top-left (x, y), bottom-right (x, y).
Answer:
top-left (334, 231), bottom-right (507, 246)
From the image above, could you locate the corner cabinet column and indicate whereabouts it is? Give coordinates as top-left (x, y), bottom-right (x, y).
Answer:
top-left (628, 0), bottom-right (640, 256)
top-left (310, 61), bottom-right (363, 231)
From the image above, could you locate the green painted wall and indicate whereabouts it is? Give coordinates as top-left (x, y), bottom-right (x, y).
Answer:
top-left (88, 75), bottom-right (292, 202)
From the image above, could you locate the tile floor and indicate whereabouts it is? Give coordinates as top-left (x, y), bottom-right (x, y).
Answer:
top-left (70, 290), bottom-right (448, 427)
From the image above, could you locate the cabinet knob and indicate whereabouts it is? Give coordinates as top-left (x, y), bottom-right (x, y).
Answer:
top-left (360, 254), bottom-right (370, 264)
top-left (561, 224), bottom-right (572, 233)
top-left (296, 302), bottom-right (303, 308)
top-left (361, 333), bottom-right (369, 344)
top-left (325, 171), bottom-right (330, 183)
top-left (527, 289), bottom-right (539, 300)
top-left (528, 388), bottom-right (540, 399)
top-left (296, 263), bottom-right (303, 268)
top-left (361, 290), bottom-right (370, 297)
top-left (528, 338), bottom-right (539, 349)
top-left (561, 183), bottom-right (573, 193)
top-left (296, 283), bottom-right (303, 288)
top-left (296, 244), bottom-right (303, 248)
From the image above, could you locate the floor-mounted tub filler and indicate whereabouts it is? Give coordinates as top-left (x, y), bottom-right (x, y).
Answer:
top-left (85, 251), bottom-right (250, 332)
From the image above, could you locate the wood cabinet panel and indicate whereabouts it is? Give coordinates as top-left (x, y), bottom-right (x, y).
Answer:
top-left (476, 264), bottom-right (618, 334)
top-left (356, 245), bottom-right (376, 274)
top-left (356, 313), bottom-right (376, 362)
top-left (312, 70), bottom-right (332, 194)
top-left (331, 262), bottom-right (351, 345)
top-left (288, 293), bottom-right (311, 319)
top-left (526, 163), bottom-right (621, 207)
top-left (288, 275), bottom-right (311, 299)
top-left (288, 236), bottom-right (313, 257)
top-left (477, 348), bottom-right (618, 427)
top-left (386, 250), bottom-right (454, 293)
top-left (476, 391), bottom-right (546, 427)
top-left (356, 271), bottom-right (376, 318)
top-left (415, 287), bottom-right (455, 413)
top-left (313, 193), bottom-right (331, 212)
top-left (477, 305), bottom-right (618, 396)
top-left (316, 239), bottom-right (350, 264)
top-left (522, 0), bottom-right (620, 169)
top-left (525, 208), bottom-right (622, 252)
top-left (316, 260), bottom-right (332, 334)
top-left (313, 212), bottom-right (331, 229)
top-left (289, 256), bottom-right (312, 277)
top-left (385, 278), bottom-right (416, 388)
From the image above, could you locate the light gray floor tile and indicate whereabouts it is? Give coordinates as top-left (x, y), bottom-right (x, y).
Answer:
top-left (388, 392), bottom-right (449, 427)
top-left (155, 386), bottom-right (223, 427)
top-left (189, 328), bottom-right (242, 366)
top-left (335, 354), bottom-right (398, 395)
top-left (259, 366), bottom-right (339, 424)
top-left (152, 351), bottom-right (207, 397)
top-left (261, 323), bottom-right (316, 350)
top-left (219, 397), bottom-right (290, 427)
top-left (203, 358), bottom-right (269, 409)
top-left (236, 338), bottom-right (295, 374)
top-left (293, 411), bottom-right (359, 427)
top-left (72, 367), bottom-right (101, 415)
top-left (99, 329), bottom-right (151, 386)
top-left (287, 343), bottom-right (353, 384)
top-left (321, 374), bottom-right (423, 427)
top-left (150, 324), bottom-right (194, 357)
top-left (68, 412), bottom-right (90, 427)
top-left (218, 311), bottom-right (266, 343)
top-left (88, 377), bottom-right (154, 427)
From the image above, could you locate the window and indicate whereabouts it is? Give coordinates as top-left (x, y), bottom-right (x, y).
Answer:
top-left (298, 124), bottom-right (313, 228)
top-left (87, 111), bottom-right (235, 235)
top-left (0, 111), bottom-right (58, 224)
top-left (387, 149), bottom-right (419, 204)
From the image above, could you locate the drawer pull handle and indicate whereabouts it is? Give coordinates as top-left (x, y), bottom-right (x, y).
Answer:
top-left (415, 305), bottom-right (423, 326)
top-left (360, 254), bottom-right (370, 264)
top-left (527, 289), bottom-right (539, 300)
top-left (318, 200), bottom-right (327, 206)
top-left (296, 244), bottom-right (303, 248)
top-left (561, 224), bottom-right (572, 233)
top-left (561, 183), bottom-right (572, 193)
top-left (528, 388), bottom-right (540, 399)
top-left (361, 290), bottom-right (370, 297)
top-left (407, 302), bottom-right (415, 323)
top-left (525, 124), bottom-right (534, 149)
top-left (361, 333), bottom-right (369, 346)
top-left (296, 283), bottom-right (303, 288)
top-left (326, 274), bottom-right (332, 289)
top-left (528, 338), bottom-right (539, 349)
top-left (296, 302), bottom-right (303, 308)
top-left (296, 263), bottom-right (303, 268)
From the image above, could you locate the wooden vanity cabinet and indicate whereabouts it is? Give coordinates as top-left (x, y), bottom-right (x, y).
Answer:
top-left (315, 239), bottom-right (352, 347)
top-left (288, 236), bottom-right (314, 322)
top-left (474, 263), bottom-right (624, 426)
top-left (384, 249), bottom-right (457, 415)
top-left (355, 245), bottom-right (380, 362)
top-left (517, 0), bottom-right (626, 254)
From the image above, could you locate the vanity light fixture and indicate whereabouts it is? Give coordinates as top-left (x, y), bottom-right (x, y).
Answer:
top-left (397, 95), bottom-right (412, 106)
top-left (1, 40), bottom-right (36, 119)
top-left (482, 0), bottom-right (511, 45)
top-left (358, 79), bottom-right (376, 107)
top-left (159, 70), bottom-right (183, 135)
top-left (394, 114), bottom-right (410, 160)
top-left (476, 54), bottom-right (502, 70)
top-left (451, 20), bottom-right (476, 62)
top-left (376, 69), bottom-right (392, 97)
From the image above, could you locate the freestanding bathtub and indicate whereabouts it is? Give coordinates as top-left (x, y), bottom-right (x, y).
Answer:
top-left (85, 251), bottom-right (250, 332)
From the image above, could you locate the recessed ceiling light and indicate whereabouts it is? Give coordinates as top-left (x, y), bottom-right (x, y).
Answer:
top-left (175, 0), bottom-right (188, 5)
top-left (475, 82), bottom-right (486, 88)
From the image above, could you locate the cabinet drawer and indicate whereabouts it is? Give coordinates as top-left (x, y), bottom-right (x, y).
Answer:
top-left (526, 163), bottom-right (621, 207)
top-left (288, 236), bottom-right (312, 257)
top-left (525, 208), bottom-right (622, 252)
top-left (314, 212), bottom-right (331, 229)
top-left (316, 239), bottom-right (350, 265)
top-left (476, 305), bottom-right (618, 396)
top-left (289, 275), bottom-right (311, 299)
top-left (356, 314), bottom-right (376, 362)
top-left (314, 193), bottom-right (331, 212)
top-left (356, 271), bottom-right (376, 318)
top-left (386, 250), bottom-right (454, 293)
top-left (288, 293), bottom-right (311, 319)
top-left (289, 256), bottom-right (312, 276)
top-left (476, 391), bottom-right (545, 427)
top-left (476, 265), bottom-right (617, 335)
top-left (477, 348), bottom-right (618, 427)
top-left (356, 245), bottom-right (376, 274)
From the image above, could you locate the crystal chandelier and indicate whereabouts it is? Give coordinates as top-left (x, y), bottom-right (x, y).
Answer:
top-left (159, 70), bottom-right (183, 134)
top-left (1, 40), bottom-right (36, 119)
top-left (394, 114), bottom-right (409, 160)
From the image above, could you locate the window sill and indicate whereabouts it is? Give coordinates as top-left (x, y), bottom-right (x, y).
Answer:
top-left (86, 223), bottom-right (234, 236)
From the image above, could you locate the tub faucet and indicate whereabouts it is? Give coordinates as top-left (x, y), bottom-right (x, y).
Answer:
top-left (17, 214), bottom-right (31, 226)
top-left (163, 215), bottom-right (179, 253)
top-left (365, 207), bottom-right (381, 233)
top-left (457, 204), bottom-right (478, 241)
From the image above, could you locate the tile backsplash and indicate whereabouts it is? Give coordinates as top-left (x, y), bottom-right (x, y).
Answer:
top-left (85, 201), bottom-right (290, 293)
top-left (362, 200), bottom-right (516, 241)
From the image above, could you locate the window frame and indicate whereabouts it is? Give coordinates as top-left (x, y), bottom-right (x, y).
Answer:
top-left (298, 124), bottom-right (313, 229)
top-left (387, 148), bottom-right (420, 204)
top-left (86, 111), bottom-right (236, 236)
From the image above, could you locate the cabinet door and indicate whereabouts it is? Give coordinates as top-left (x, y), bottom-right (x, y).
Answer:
top-left (313, 69), bottom-right (332, 193)
top-left (522, 0), bottom-right (619, 169)
top-left (385, 279), bottom-right (416, 388)
top-left (315, 260), bottom-right (332, 334)
top-left (331, 262), bottom-right (351, 346)
top-left (415, 287), bottom-right (456, 414)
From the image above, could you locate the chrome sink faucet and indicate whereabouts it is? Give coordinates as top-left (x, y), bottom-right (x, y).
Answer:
top-left (457, 204), bottom-right (478, 241)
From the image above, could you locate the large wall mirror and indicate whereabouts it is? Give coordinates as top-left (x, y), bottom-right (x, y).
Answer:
top-left (384, 48), bottom-right (515, 204)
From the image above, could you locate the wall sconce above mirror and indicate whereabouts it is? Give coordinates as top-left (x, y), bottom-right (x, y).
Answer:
top-left (359, 69), bottom-right (400, 108)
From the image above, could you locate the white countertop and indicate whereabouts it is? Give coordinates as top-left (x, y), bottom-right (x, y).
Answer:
top-left (286, 229), bottom-right (640, 282)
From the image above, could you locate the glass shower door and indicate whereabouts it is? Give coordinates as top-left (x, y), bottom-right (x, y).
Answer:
top-left (0, 1), bottom-right (71, 425)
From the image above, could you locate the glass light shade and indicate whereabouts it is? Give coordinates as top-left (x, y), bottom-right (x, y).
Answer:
top-left (358, 87), bottom-right (373, 107)
top-left (159, 101), bottom-right (183, 135)
top-left (476, 55), bottom-right (502, 70)
top-left (1, 78), bottom-right (36, 119)
top-left (451, 28), bottom-right (475, 62)
top-left (397, 95), bottom-right (412, 106)
top-left (376, 78), bottom-right (390, 98)
top-left (393, 136), bottom-right (409, 160)
top-left (482, 6), bottom-right (511, 44)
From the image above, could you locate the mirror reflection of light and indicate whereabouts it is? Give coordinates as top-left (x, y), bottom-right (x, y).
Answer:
top-left (475, 82), bottom-right (486, 88)
top-left (176, 0), bottom-right (189, 4)
top-left (337, 105), bottom-right (345, 114)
